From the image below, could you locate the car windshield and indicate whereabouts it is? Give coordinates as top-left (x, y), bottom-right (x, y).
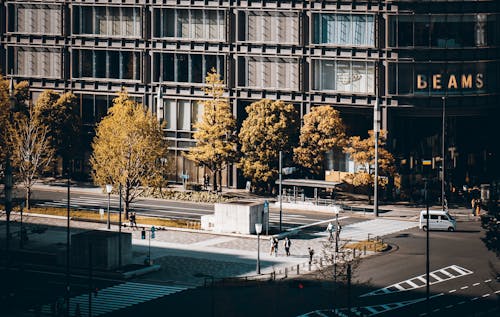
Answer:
top-left (446, 213), bottom-right (455, 220)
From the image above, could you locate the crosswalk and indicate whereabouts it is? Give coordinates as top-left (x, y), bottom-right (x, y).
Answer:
top-left (360, 265), bottom-right (473, 297)
top-left (40, 282), bottom-right (190, 316)
top-left (315, 219), bottom-right (418, 242)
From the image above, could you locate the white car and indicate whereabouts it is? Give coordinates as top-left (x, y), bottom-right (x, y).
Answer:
top-left (419, 210), bottom-right (456, 232)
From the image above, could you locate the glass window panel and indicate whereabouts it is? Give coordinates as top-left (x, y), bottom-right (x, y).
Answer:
top-left (322, 15), bottom-right (336, 44)
top-left (366, 15), bottom-right (374, 46)
top-left (367, 62), bottom-right (375, 94)
top-left (166, 9), bottom-right (175, 37)
top-left (321, 60), bottom-right (335, 90)
top-left (177, 10), bottom-right (189, 38)
top-left (353, 15), bottom-right (366, 45)
top-left (397, 16), bottom-right (413, 47)
top-left (81, 7), bottom-right (93, 34)
top-left (177, 54), bottom-right (189, 82)
top-left (191, 101), bottom-right (204, 129)
top-left (94, 51), bottom-right (106, 78)
top-left (192, 10), bottom-right (204, 39)
top-left (218, 11), bottom-right (225, 41)
top-left (336, 61), bottom-right (351, 92)
top-left (122, 51), bottom-right (133, 79)
top-left (339, 15), bottom-right (351, 45)
top-left (205, 55), bottom-right (218, 78)
top-left (95, 7), bottom-right (107, 35)
top-left (81, 95), bottom-right (94, 124)
top-left (207, 10), bottom-right (219, 40)
top-left (191, 54), bottom-right (203, 83)
top-left (165, 99), bottom-right (176, 130)
top-left (164, 54), bottom-right (174, 81)
top-left (414, 16), bottom-right (430, 46)
top-left (351, 62), bottom-right (366, 93)
top-left (122, 7), bottom-right (134, 36)
top-left (108, 51), bottom-right (120, 78)
top-left (178, 100), bottom-right (191, 131)
top-left (109, 7), bottom-right (121, 36)
top-left (81, 50), bottom-right (93, 77)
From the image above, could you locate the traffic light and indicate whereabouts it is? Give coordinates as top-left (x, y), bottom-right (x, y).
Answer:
top-left (141, 229), bottom-right (146, 239)
top-left (151, 226), bottom-right (156, 239)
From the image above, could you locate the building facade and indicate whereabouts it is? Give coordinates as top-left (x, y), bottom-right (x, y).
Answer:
top-left (1, 0), bottom-right (499, 192)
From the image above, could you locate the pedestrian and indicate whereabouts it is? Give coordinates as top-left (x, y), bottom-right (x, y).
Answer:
top-left (203, 173), bottom-right (210, 190)
top-left (475, 198), bottom-right (481, 216)
top-left (326, 222), bottom-right (334, 241)
top-left (269, 237), bottom-right (275, 255)
top-left (273, 237), bottom-right (279, 257)
top-left (308, 247), bottom-right (314, 265)
top-left (283, 237), bottom-right (291, 256)
top-left (130, 212), bottom-right (137, 229)
top-left (471, 198), bottom-right (476, 215)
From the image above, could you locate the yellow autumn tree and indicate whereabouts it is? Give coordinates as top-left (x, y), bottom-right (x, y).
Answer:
top-left (184, 69), bottom-right (238, 192)
top-left (294, 105), bottom-right (346, 177)
top-left (90, 89), bottom-right (167, 219)
top-left (343, 130), bottom-right (396, 203)
top-left (239, 99), bottom-right (299, 193)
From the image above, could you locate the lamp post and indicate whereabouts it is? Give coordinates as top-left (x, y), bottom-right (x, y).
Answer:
top-left (66, 168), bottom-right (71, 317)
top-left (255, 223), bottom-right (262, 274)
top-left (4, 78), bottom-right (16, 269)
top-left (373, 97), bottom-right (380, 217)
top-left (441, 96), bottom-right (446, 211)
top-left (118, 183), bottom-right (122, 268)
top-left (279, 150), bottom-right (283, 232)
top-left (424, 178), bottom-right (430, 314)
top-left (106, 184), bottom-right (112, 229)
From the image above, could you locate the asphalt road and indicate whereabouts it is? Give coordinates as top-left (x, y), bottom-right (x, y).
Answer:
top-left (27, 188), bottom-right (359, 231)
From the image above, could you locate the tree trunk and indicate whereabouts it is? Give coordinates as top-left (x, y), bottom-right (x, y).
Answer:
top-left (218, 169), bottom-right (222, 193)
top-left (26, 186), bottom-right (31, 210)
top-left (124, 186), bottom-right (130, 220)
top-left (212, 170), bottom-right (217, 192)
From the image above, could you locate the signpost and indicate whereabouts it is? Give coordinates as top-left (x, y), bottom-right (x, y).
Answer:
top-left (263, 200), bottom-right (269, 236)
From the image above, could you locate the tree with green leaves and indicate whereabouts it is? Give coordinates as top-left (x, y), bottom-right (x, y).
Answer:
top-left (184, 69), bottom-right (238, 192)
top-left (33, 90), bottom-right (81, 174)
top-left (239, 99), bottom-right (299, 193)
top-left (90, 89), bottom-right (167, 219)
top-left (343, 130), bottom-right (396, 203)
top-left (294, 105), bottom-right (346, 177)
top-left (8, 105), bottom-right (54, 209)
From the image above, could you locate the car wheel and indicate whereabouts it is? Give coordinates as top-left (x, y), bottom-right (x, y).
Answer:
top-left (448, 227), bottom-right (455, 232)
top-left (422, 226), bottom-right (428, 231)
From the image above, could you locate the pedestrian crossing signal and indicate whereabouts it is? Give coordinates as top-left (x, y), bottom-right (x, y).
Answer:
top-left (141, 229), bottom-right (146, 239)
top-left (151, 226), bottom-right (156, 239)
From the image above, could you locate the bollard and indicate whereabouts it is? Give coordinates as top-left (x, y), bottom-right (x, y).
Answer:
top-left (353, 248), bottom-right (356, 258)
top-left (285, 267), bottom-right (288, 278)
top-left (364, 245), bottom-right (366, 255)
top-left (297, 264), bottom-right (300, 275)
top-left (308, 262), bottom-right (311, 271)
top-left (320, 258), bottom-right (323, 267)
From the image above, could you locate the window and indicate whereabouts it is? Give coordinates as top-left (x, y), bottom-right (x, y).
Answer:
top-left (73, 50), bottom-right (141, 80)
top-left (241, 11), bottom-right (299, 44)
top-left (9, 4), bottom-right (62, 35)
top-left (388, 14), bottom-right (497, 48)
top-left (153, 8), bottom-right (225, 41)
top-left (313, 59), bottom-right (375, 94)
top-left (73, 6), bottom-right (142, 37)
top-left (154, 53), bottom-right (225, 83)
top-left (314, 13), bottom-right (375, 47)
top-left (13, 47), bottom-right (61, 78)
top-left (241, 57), bottom-right (299, 90)
top-left (162, 99), bottom-right (204, 132)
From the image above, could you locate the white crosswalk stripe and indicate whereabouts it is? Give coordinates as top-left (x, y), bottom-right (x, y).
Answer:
top-left (360, 265), bottom-right (473, 297)
top-left (315, 219), bottom-right (418, 242)
top-left (40, 282), bottom-right (190, 316)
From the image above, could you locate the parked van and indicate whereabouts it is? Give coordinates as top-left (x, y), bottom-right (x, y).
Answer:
top-left (419, 210), bottom-right (456, 232)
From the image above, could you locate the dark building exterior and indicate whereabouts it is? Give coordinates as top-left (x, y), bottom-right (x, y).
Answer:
top-left (1, 0), bottom-right (499, 194)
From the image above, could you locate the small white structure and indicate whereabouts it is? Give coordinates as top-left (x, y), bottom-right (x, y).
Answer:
top-left (201, 201), bottom-right (269, 234)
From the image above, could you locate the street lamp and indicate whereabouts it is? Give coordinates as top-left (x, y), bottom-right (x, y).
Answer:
top-left (373, 97), bottom-right (380, 217)
top-left (118, 183), bottom-right (122, 268)
top-left (106, 184), bottom-right (112, 229)
top-left (255, 223), bottom-right (262, 274)
top-left (332, 205), bottom-right (341, 253)
top-left (441, 96), bottom-right (446, 211)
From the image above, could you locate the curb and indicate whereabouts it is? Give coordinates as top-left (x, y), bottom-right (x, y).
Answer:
top-left (122, 264), bottom-right (162, 279)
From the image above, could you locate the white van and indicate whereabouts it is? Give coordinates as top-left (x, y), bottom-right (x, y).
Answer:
top-left (419, 210), bottom-right (456, 232)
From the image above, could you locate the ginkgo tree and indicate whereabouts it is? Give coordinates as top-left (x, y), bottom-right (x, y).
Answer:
top-left (343, 130), bottom-right (395, 203)
top-left (184, 69), bottom-right (238, 192)
top-left (90, 89), bottom-right (167, 219)
top-left (294, 105), bottom-right (346, 177)
top-left (33, 90), bottom-right (80, 174)
top-left (239, 99), bottom-right (299, 193)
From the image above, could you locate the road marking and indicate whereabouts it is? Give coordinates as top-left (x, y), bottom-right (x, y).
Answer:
top-left (495, 290), bottom-right (500, 294)
top-left (461, 286), bottom-right (469, 290)
top-left (449, 289), bottom-right (456, 293)
top-left (458, 301), bottom-right (466, 305)
top-left (471, 297), bottom-right (479, 301)
top-left (445, 305), bottom-right (454, 309)
top-left (360, 265), bottom-right (473, 297)
top-left (484, 279), bottom-right (492, 283)
top-left (473, 282), bottom-right (480, 286)
top-left (482, 294), bottom-right (490, 298)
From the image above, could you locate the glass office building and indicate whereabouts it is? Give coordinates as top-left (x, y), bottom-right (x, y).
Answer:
top-left (1, 0), bottom-right (499, 190)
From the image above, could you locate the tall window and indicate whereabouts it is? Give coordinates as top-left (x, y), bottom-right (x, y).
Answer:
top-left (153, 8), bottom-right (225, 41)
top-left (241, 57), bottom-right (299, 90)
top-left (313, 59), bottom-right (375, 94)
top-left (8, 4), bottom-right (62, 35)
top-left (73, 6), bottom-right (142, 37)
top-left (239, 11), bottom-right (300, 44)
top-left (314, 13), bottom-right (375, 46)
top-left (73, 50), bottom-right (141, 80)
top-left (160, 99), bottom-right (204, 131)
top-left (12, 47), bottom-right (61, 78)
top-left (154, 53), bottom-right (224, 83)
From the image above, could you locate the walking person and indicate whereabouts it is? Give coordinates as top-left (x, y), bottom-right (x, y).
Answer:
top-left (130, 212), bottom-right (137, 229)
top-left (269, 237), bottom-right (275, 255)
top-left (273, 237), bottom-right (279, 257)
top-left (283, 237), bottom-right (291, 256)
top-left (326, 222), bottom-right (334, 241)
top-left (308, 247), bottom-right (314, 265)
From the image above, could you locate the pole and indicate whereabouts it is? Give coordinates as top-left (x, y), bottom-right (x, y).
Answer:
top-left (148, 230), bottom-right (151, 265)
top-left (347, 264), bottom-right (352, 316)
top-left (374, 98), bottom-right (380, 217)
top-left (441, 97), bottom-right (446, 211)
top-left (279, 150), bottom-right (283, 232)
top-left (107, 192), bottom-right (111, 230)
top-left (335, 212), bottom-right (339, 253)
top-left (256, 233), bottom-right (261, 274)
top-left (118, 183), bottom-right (122, 268)
top-left (4, 78), bottom-right (15, 272)
top-left (425, 179), bottom-right (430, 314)
top-left (19, 202), bottom-right (23, 249)
top-left (66, 169), bottom-right (71, 317)
top-left (88, 243), bottom-right (92, 317)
